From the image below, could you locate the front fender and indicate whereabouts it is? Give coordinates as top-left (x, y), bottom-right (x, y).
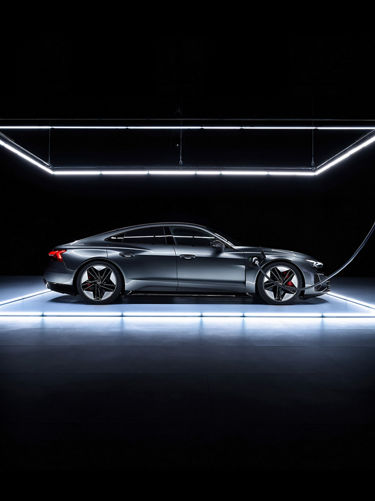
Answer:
top-left (246, 257), bottom-right (311, 294)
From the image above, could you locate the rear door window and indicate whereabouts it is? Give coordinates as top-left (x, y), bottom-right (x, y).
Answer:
top-left (170, 226), bottom-right (215, 247)
top-left (108, 226), bottom-right (167, 245)
top-left (123, 226), bottom-right (166, 245)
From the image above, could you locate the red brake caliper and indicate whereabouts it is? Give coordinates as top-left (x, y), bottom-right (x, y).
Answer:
top-left (282, 270), bottom-right (294, 287)
top-left (85, 271), bottom-right (94, 290)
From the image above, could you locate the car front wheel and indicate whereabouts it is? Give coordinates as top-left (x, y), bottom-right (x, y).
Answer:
top-left (257, 261), bottom-right (302, 305)
top-left (76, 261), bottom-right (122, 305)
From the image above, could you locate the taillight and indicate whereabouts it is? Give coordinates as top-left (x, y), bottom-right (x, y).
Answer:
top-left (48, 249), bottom-right (66, 262)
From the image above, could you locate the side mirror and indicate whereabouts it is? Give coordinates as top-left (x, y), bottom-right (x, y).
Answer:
top-left (210, 239), bottom-right (225, 251)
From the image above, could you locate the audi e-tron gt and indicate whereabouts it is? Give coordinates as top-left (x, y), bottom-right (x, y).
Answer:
top-left (44, 222), bottom-right (329, 305)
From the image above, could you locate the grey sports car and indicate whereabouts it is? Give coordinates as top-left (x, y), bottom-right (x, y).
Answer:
top-left (44, 222), bottom-right (329, 305)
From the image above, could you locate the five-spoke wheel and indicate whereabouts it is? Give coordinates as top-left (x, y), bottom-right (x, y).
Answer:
top-left (257, 261), bottom-right (302, 305)
top-left (76, 261), bottom-right (122, 304)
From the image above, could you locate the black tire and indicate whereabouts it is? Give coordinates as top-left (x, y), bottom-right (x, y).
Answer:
top-left (76, 260), bottom-right (123, 305)
top-left (256, 261), bottom-right (303, 306)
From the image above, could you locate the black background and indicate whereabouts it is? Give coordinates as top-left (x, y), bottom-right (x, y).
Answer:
top-left (1, 33), bottom-right (374, 276)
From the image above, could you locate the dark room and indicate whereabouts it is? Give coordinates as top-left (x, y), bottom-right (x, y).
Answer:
top-left (1, 31), bottom-right (375, 477)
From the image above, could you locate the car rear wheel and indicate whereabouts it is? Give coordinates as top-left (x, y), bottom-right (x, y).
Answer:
top-left (76, 261), bottom-right (122, 305)
top-left (257, 261), bottom-right (302, 305)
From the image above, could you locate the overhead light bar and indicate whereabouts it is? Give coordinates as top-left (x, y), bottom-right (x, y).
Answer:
top-left (0, 126), bottom-right (52, 129)
top-left (0, 136), bottom-right (52, 174)
top-left (102, 170), bottom-right (149, 176)
top-left (149, 170), bottom-right (196, 175)
top-left (1, 127), bottom-right (375, 177)
top-left (52, 169), bottom-right (315, 176)
top-left (1, 125), bottom-right (375, 130)
top-left (267, 171), bottom-right (315, 176)
top-left (315, 134), bottom-right (375, 175)
top-left (54, 170), bottom-right (102, 176)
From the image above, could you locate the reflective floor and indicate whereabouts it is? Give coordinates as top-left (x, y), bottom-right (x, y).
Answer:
top-left (1, 276), bottom-right (375, 317)
top-left (1, 277), bottom-right (375, 471)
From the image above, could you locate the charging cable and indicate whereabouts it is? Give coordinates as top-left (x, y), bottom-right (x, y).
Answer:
top-left (252, 220), bottom-right (375, 293)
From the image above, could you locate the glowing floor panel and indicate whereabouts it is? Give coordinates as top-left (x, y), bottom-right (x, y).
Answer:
top-left (0, 277), bottom-right (374, 318)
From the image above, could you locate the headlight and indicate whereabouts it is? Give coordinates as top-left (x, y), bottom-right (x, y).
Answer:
top-left (306, 259), bottom-right (323, 269)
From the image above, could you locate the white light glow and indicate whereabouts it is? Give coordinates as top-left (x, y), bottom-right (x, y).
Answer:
top-left (195, 170), bottom-right (222, 175)
top-left (315, 135), bottom-right (375, 175)
top-left (0, 126), bottom-right (52, 129)
top-left (43, 311), bottom-right (123, 317)
top-left (54, 170), bottom-right (102, 176)
top-left (149, 170), bottom-right (197, 175)
top-left (2, 125), bottom-right (375, 130)
top-left (202, 312), bottom-right (244, 317)
top-left (318, 127), bottom-right (375, 131)
top-left (0, 311), bottom-right (43, 316)
top-left (0, 139), bottom-right (52, 174)
top-left (221, 170), bottom-right (269, 176)
top-left (0, 308), bottom-right (374, 318)
top-left (0, 289), bottom-right (50, 306)
top-left (127, 126), bottom-right (203, 130)
top-left (1, 126), bottom-right (375, 177)
top-left (244, 312), bottom-right (322, 317)
top-left (101, 170), bottom-right (149, 175)
top-left (322, 312), bottom-right (375, 318)
top-left (327, 292), bottom-right (375, 311)
top-left (268, 171), bottom-right (316, 176)
top-left (50, 169), bottom-right (318, 176)
top-left (122, 311), bottom-right (202, 317)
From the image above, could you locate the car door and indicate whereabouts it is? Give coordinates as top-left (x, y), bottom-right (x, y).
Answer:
top-left (169, 226), bottom-right (246, 292)
top-left (106, 226), bottom-right (177, 291)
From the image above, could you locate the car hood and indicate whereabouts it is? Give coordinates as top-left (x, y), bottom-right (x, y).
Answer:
top-left (232, 245), bottom-right (313, 261)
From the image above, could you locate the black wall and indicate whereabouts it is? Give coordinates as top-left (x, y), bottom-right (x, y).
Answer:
top-left (1, 33), bottom-right (374, 276)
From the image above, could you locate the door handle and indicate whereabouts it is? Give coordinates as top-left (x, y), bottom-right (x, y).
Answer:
top-left (120, 253), bottom-right (134, 258)
top-left (180, 254), bottom-right (196, 260)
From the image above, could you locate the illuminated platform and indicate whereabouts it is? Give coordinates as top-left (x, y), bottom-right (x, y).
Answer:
top-left (2, 276), bottom-right (375, 472)
top-left (0, 276), bottom-right (374, 318)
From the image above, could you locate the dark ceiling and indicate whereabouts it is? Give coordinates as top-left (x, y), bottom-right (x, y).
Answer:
top-left (1, 33), bottom-right (374, 276)
top-left (1, 34), bottom-right (374, 119)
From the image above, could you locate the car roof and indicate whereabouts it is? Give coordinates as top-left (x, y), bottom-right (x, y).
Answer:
top-left (113, 222), bottom-right (209, 232)
top-left (88, 222), bottom-right (212, 240)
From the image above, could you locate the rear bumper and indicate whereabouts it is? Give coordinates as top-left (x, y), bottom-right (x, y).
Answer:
top-left (44, 279), bottom-right (76, 295)
top-left (43, 260), bottom-right (75, 289)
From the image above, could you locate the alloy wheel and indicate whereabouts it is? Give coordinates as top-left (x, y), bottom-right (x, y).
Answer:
top-left (263, 265), bottom-right (299, 303)
top-left (80, 265), bottom-right (117, 301)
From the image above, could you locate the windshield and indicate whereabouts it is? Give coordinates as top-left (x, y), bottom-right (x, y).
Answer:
top-left (207, 227), bottom-right (238, 247)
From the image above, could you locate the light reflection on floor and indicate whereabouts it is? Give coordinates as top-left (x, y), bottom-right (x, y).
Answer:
top-left (1, 280), bottom-right (375, 317)
top-left (1, 278), bottom-right (375, 471)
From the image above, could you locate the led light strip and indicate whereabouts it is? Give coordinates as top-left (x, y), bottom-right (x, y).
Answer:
top-left (316, 134), bottom-right (375, 175)
top-left (53, 169), bottom-right (315, 176)
top-left (0, 289), bottom-right (51, 306)
top-left (1, 125), bottom-right (375, 130)
top-left (0, 138), bottom-right (53, 174)
top-left (327, 292), bottom-right (375, 310)
top-left (1, 127), bottom-right (375, 176)
top-left (1, 289), bottom-right (374, 318)
top-left (0, 312), bottom-right (374, 318)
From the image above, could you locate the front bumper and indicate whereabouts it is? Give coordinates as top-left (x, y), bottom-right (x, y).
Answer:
top-left (314, 272), bottom-right (330, 293)
top-left (300, 269), bottom-right (330, 298)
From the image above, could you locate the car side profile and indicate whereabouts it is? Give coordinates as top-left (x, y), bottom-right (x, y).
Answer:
top-left (44, 222), bottom-right (329, 305)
